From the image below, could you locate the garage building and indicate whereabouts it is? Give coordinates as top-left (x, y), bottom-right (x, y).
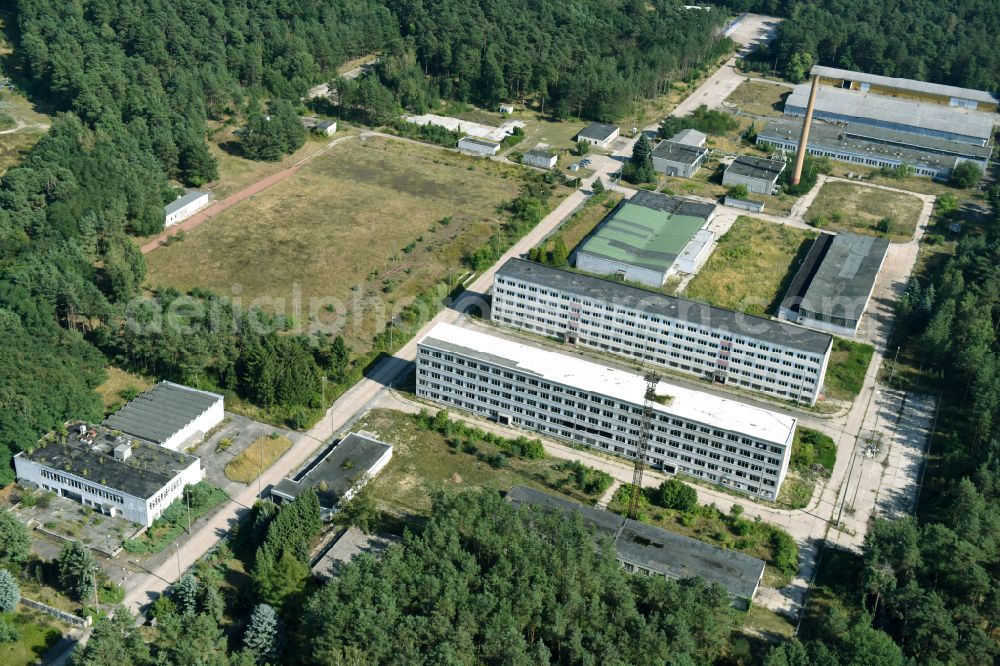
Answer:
top-left (722, 156), bottom-right (786, 195)
top-left (103, 381), bottom-right (224, 451)
top-left (271, 431), bottom-right (392, 520)
top-left (576, 122), bottom-right (620, 149)
top-left (524, 147), bottom-right (558, 169)
top-left (575, 190), bottom-right (716, 287)
top-left (164, 191), bottom-right (210, 227)
top-left (779, 232), bottom-right (890, 337)
top-left (651, 139), bottom-right (709, 178)
top-left (507, 485), bottom-right (766, 609)
top-left (458, 136), bottom-right (501, 156)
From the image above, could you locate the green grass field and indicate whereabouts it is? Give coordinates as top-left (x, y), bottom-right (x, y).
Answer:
top-left (204, 122), bottom-right (337, 197)
top-left (824, 338), bottom-right (875, 401)
top-left (352, 408), bottom-right (607, 515)
top-left (807, 181), bottom-right (924, 242)
top-left (0, 610), bottom-right (64, 666)
top-left (684, 217), bottom-right (816, 315)
top-left (146, 136), bottom-right (546, 352)
top-left (779, 427), bottom-right (837, 509)
top-left (559, 192), bottom-right (624, 250)
top-left (533, 191), bottom-right (623, 262)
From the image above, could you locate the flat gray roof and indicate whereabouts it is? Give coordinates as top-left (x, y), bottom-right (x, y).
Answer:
top-left (526, 147), bottom-right (556, 159)
top-left (759, 117), bottom-right (991, 166)
top-left (785, 84), bottom-right (995, 143)
top-left (811, 65), bottom-right (999, 105)
top-left (578, 122), bottom-right (619, 142)
top-left (23, 422), bottom-right (197, 500)
top-left (726, 155), bottom-right (786, 181)
top-left (794, 233), bottom-right (889, 321)
top-left (670, 129), bottom-right (707, 146)
top-left (652, 139), bottom-right (708, 165)
top-left (273, 432), bottom-right (391, 509)
top-left (506, 486), bottom-right (765, 601)
top-left (164, 191), bottom-right (209, 216)
top-left (496, 258), bottom-right (832, 355)
top-left (629, 189), bottom-right (717, 218)
top-left (103, 382), bottom-right (222, 445)
top-left (507, 485), bottom-right (624, 536)
top-left (459, 136), bottom-right (501, 148)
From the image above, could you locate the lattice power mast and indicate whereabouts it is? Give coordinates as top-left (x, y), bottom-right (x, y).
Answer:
top-left (628, 372), bottom-right (661, 520)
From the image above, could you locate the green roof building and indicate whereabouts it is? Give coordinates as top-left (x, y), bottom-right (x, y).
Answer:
top-left (575, 190), bottom-right (716, 286)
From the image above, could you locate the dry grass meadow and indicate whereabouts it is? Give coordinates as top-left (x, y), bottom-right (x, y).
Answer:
top-left (224, 434), bottom-right (292, 483)
top-left (725, 80), bottom-right (791, 117)
top-left (683, 217), bottom-right (816, 315)
top-left (145, 136), bottom-right (535, 350)
top-left (95, 367), bottom-right (155, 413)
top-left (205, 123), bottom-right (339, 197)
top-left (807, 181), bottom-right (924, 242)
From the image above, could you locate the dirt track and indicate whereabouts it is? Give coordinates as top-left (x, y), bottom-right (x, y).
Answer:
top-left (141, 135), bottom-right (359, 254)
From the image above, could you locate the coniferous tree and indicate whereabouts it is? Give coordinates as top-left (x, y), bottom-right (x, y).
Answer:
top-left (171, 574), bottom-right (200, 616)
top-left (243, 603), bottom-right (281, 663)
top-left (0, 570), bottom-right (20, 613)
top-left (58, 541), bottom-right (96, 602)
top-left (623, 134), bottom-right (656, 184)
top-left (0, 512), bottom-right (31, 564)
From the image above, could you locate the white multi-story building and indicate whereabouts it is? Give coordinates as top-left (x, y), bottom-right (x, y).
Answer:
top-left (417, 323), bottom-right (797, 499)
top-left (15, 422), bottom-right (203, 527)
top-left (492, 259), bottom-right (833, 405)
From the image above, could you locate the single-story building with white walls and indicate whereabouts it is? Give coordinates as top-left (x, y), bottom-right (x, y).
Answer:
top-left (314, 120), bottom-right (338, 136)
top-left (524, 147), bottom-right (558, 169)
top-left (458, 136), bottom-right (501, 156)
top-left (164, 191), bottom-right (210, 227)
top-left (576, 122), bottom-right (620, 148)
top-left (270, 431), bottom-right (393, 520)
top-left (103, 381), bottom-right (224, 451)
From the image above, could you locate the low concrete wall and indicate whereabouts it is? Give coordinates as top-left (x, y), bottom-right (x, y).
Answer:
top-left (33, 525), bottom-right (123, 559)
top-left (20, 597), bottom-right (91, 628)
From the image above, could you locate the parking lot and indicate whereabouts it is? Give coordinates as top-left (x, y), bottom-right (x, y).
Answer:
top-left (188, 412), bottom-right (303, 496)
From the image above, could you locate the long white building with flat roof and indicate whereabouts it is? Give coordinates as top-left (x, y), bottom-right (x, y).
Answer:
top-left (15, 422), bottom-right (203, 527)
top-left (491, 259), bottom-right (833, 405)
top-left (417, 323), bottom-right (797, 500)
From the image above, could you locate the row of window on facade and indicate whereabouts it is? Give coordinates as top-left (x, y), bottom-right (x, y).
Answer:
top-left (492, 315), bottom-right (815, 394)
top-left (40, 469), bottom-right (125, 505)
top-left (760, 140), bottom-right (943, 178)
top-left (493, 284), bottom-right (822, 363)
top-left (496, 307), bottom-right (817, 374)
top-left (418, 384), bottom-right (778, 496)
top-left (416, 370), bottom-right (785, 463)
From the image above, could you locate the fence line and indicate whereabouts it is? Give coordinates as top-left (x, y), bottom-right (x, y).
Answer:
top-left (20, 597), bottom-right (91, 628)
